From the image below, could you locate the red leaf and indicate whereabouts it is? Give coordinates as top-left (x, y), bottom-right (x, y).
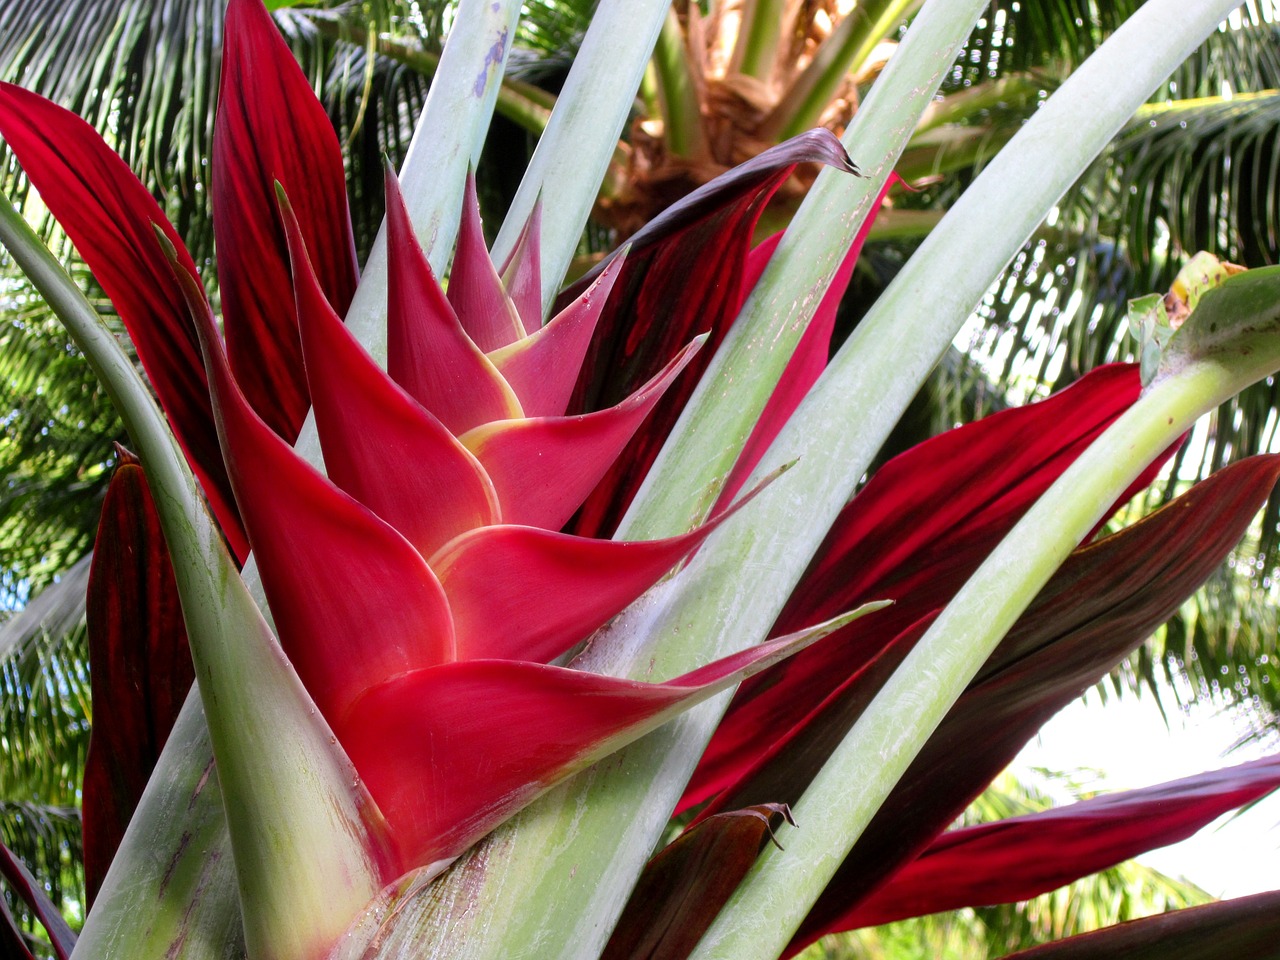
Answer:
top-left (213, 0), bottom-right (358, 443)
top-left (463, 337), bottom-right (703, 530)
top-left (682, 364), bottom-right (1162, 812)
top-left (82, 450), bottom-right (192, 904)
top-left (337, 622), bottom-right (840, 871)
top-left (839, 755), bottom-right (1280, 929)
top-left (172, 251), bottom-right (456, 725)
top-left (785, 454), bottom-right (1280, 950)
top-left (385, 169), bottom-right (521, 435)
top-left (0, 83), bottom-right (247, 560)
top-left (1000, 890), bottom-right (1280, 960)
top-left (563, 130), bottom-right (859, 538)
top-left (601, 805), bottom-right (794, 960)
top-left (283, 194), bottom-right (501, 559)
top-left (447, 172), bottom-right (525, 351)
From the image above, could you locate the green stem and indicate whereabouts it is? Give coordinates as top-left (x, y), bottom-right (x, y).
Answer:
top-left (689, 298), bottom-right (1280, 957)
top-left (733, 0), bottom-right (787, 80)
top-left (489, 0), bottom-right (672, 314)
top-left (763, 0), bottom-right (925, 142)
top-left (652, 7), bottom-right (707, 158)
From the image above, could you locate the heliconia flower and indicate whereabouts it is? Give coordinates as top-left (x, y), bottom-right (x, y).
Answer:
top-left (0, 0), bottom-right (868, 893)
top-left (155, 170), bottom-right (878, 875)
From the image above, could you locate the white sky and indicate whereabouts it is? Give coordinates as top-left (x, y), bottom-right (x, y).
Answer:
top-left (1013, 691), bottom-right (1280, 898)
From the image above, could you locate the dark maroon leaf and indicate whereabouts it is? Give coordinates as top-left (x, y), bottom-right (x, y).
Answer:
top-left (1001, 890), bottom-right (1280, 960)
top-left (563, 130), bottom-right (858, 538)
top-left (682, 365), bottom-right (1165, 812)
top-left (601, 805), bottom-right (794, 960)
top-left (213, 0), bottom-right (359, 443)
top-left (785, 454), bottom-right (1280, 951)
top-left (840, 755), bottom-right (1280, 929)
top-left (81, 448), bottom-right (193, 903)
top-left (0, 842), bottom-right (75, 960)
top-left (0, 83), bottom-right (247, 559)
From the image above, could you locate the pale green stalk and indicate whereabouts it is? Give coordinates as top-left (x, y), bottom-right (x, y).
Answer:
top-left (763, 0), bottom-right (925, 141)
top-left (393, 2), bottom-right (988, 956)
top-left (653, 7), bottom-right (707, 159)
top-left (489, 0), bottom-right (671, 314)
top-left (733, 0), bottom-right (787, 80)
top-left (342, 0), bottom-right (522, 358)
top-left (0, 205), bottom-right (388, 960)
top-left (689, 265), bottom-right (1280, 958)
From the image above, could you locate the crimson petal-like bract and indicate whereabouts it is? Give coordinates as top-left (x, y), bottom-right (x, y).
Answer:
top-left (447, 172), bottom-right (526, 351)
top-left (173, 253), bottom-right (456, 723)
top-left (213, 0), bottom-right (359, 443)
top-left (462, 337), bottom-right (704, 530)
top-left (283, 197), bottom-right (501, 558)
top-left (385, 170), bottom-right (522, 435)
top-left (0, 83), bottom-right (247, 559)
